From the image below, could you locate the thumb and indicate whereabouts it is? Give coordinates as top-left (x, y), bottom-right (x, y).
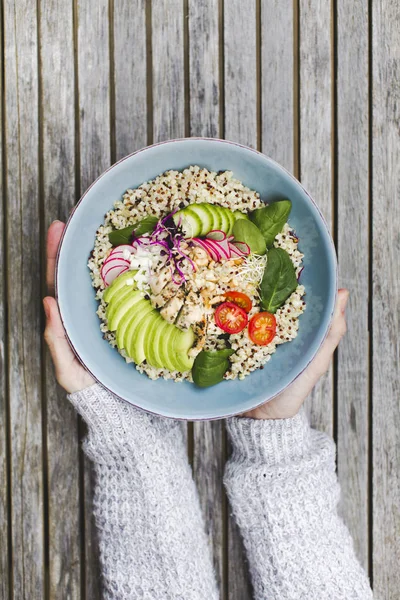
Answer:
top-left (43, 297), bottom-right (76, 371)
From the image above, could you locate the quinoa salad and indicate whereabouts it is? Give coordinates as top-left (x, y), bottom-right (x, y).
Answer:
top-left (88, 166), bottom-right (306, 387)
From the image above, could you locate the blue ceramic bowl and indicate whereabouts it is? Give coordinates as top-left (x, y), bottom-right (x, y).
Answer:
top-left (56, 138), bottom-right (337, 419)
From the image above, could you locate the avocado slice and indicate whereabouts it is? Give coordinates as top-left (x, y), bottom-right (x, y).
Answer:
top-left (130, 311), bottom-right (159, 365)
top-left (107, 290), bottom-right (142, 331)
top-left (144, 314), bottom-right (166, 368)
top-left (124, 301), bottom-right (155, 362)
top-left (171, 328), bottom-right (195, 372)
top-left (106, 285), bottom-right (133, 320)
top-left (145, 317), bottom-right (173, 369)
top-left (116, 297), bottom-right (148, 350)
top-left (158, 323), bottom-right (180, 371)
top-left (103, 270), bottom-right (137, 303)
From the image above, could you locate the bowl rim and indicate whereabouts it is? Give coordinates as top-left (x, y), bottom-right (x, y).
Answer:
top-left (55, 137), bottom-right (338, 420)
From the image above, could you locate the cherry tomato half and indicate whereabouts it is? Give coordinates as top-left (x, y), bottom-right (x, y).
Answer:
top-left (223, 291), bottom-right (253, 313)
top-left (248, 312), bottom-right (277, 346)
top-left (214, 301), bottom-right (248, 334)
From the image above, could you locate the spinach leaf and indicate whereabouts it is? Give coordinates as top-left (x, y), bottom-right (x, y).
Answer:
top-left (260, 247), bottom-right (297, 313)
top-left (249, 200), bottom-right (292, 247)
top-left (134, 215), bottom-right (159, 236)
top-left (108, 215), bottom-right (159, 246)
top-left (232, 219), bottom-right (266, 255)
top-left (192, 349), bottom-right (235, 388)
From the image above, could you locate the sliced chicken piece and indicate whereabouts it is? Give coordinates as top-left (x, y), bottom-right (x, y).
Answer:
top-left (149, 266), bottom-right (172, 295)
top-left (160, 289), bottom-right (186, 323)
top-left (150, 279), bottom-right (181, 309)
top-left (189, 315), bottom-right (208, 355)
top-left (175, 290), bottom-right (205, 331)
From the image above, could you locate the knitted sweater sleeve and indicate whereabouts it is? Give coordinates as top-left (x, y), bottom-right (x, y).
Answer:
top-left (68, 383), bottom-right (218, 600)
top-left (224, 409), bottom-right (373, 600)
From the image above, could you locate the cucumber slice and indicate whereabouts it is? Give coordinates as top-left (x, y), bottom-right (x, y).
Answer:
top-left (188, 204), bottom-right (214, 236)
top-left (207, 204), bottom-right (223, 231)
top-left (174, 208), bottom-right (202, 238)
top-left (214, 206), bottom-right (230, 235)
top-left (233, 210), bottom-right (249, 222)
top-left (226, 209), bottom-right (236, 235)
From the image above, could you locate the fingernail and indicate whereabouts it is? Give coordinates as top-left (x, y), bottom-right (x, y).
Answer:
top-left (43, 298), bottom-right (50, 319)
top-left (52, 219), bottom-right (62, 224)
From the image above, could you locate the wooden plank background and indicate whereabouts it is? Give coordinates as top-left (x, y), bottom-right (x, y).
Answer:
top-left (1, 0), bottom-right (399, 598)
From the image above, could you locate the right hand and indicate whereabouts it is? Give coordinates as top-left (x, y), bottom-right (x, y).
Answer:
top-left (241, 289), bottom-right (349, 419)
top-left (43, 221), bottom-right (95, 394)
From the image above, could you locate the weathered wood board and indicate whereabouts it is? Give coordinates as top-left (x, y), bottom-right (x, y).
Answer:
top-left (299, 0), bottom-right (334, 436)
top-left (336, 0), bottom-right (369, 570)
top-left (372, 0), bottom-right (400, 596)
top-left (77, 0), bottom-right (111, 597)
top-left (4, 0), bottom-right (45, 597)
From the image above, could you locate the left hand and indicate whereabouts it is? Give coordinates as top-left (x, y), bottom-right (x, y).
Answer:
top-left (43, 221), bottom-right (95, 394)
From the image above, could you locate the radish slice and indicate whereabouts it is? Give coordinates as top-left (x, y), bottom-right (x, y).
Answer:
top-left (205, 239), bottom-right (229, 260)
top-left (109, 244), bottom-right (136, 256)
top-left (192, 238), bottom-right (211, 253)
top-left (102, 256), bottom-right (131, 271)
top-left (206, 230), bottom-right (227, 241)
top-left (103, 264), bottom-right (129, 286)
top-left (230, 241), bottom-right (250, 255)
top-left (227, 244), bottom-right (243, 258)
top-left (201, 241), bottom-right (220, 261)
top-left (192, 238), bottom-right (220, 261)
top-left (218, 239), bottom-right (232, 259)
top-left (101, 255), bottom-right (131, 284)
top-left (103, 261), bottom-right (130, 278)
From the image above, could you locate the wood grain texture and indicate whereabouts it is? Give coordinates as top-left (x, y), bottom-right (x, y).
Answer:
top-left (39, 0), bottom-right (82, 596)
top-left (113, 0), bottom-right (148, 159)
top-left (77, 0), bottom-right (111, 596)
top-left (224, 2), bottom-right (257, 597)
top-left (372, 0), bottom-right (400, 595)
top-left (261, 0), bottom-right (294, 171)
top-left (3, 0), bottom-right (45, 596)
top-left (336, 0), bottom-right (369, 570)
top-left (188, 0), bottom-right (219, 138)
top-left (192, 420), bottom-right (225, 596)
top-left (188, 1), bottom-right (224, 595)
top-left (152, 0), bottom-right (185, 142)
top-left (299, 0), bottom-right (334, 435)
top-left (224, 0), bottom-right (257, 148)
top-left (0, 5), bottom-right (10, 597)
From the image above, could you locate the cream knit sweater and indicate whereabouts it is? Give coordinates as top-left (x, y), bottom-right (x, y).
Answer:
top-left (69, 383), bottom-right (373, 600)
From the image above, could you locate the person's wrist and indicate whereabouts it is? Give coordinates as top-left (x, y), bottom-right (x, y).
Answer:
top-left (240, 395), bottom-right (302, 420)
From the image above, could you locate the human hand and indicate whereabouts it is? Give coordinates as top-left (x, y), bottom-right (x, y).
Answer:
top-left (241, 289), bottom-right (349, 419)
top-left (43, 221), bottom-right (95, 394)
